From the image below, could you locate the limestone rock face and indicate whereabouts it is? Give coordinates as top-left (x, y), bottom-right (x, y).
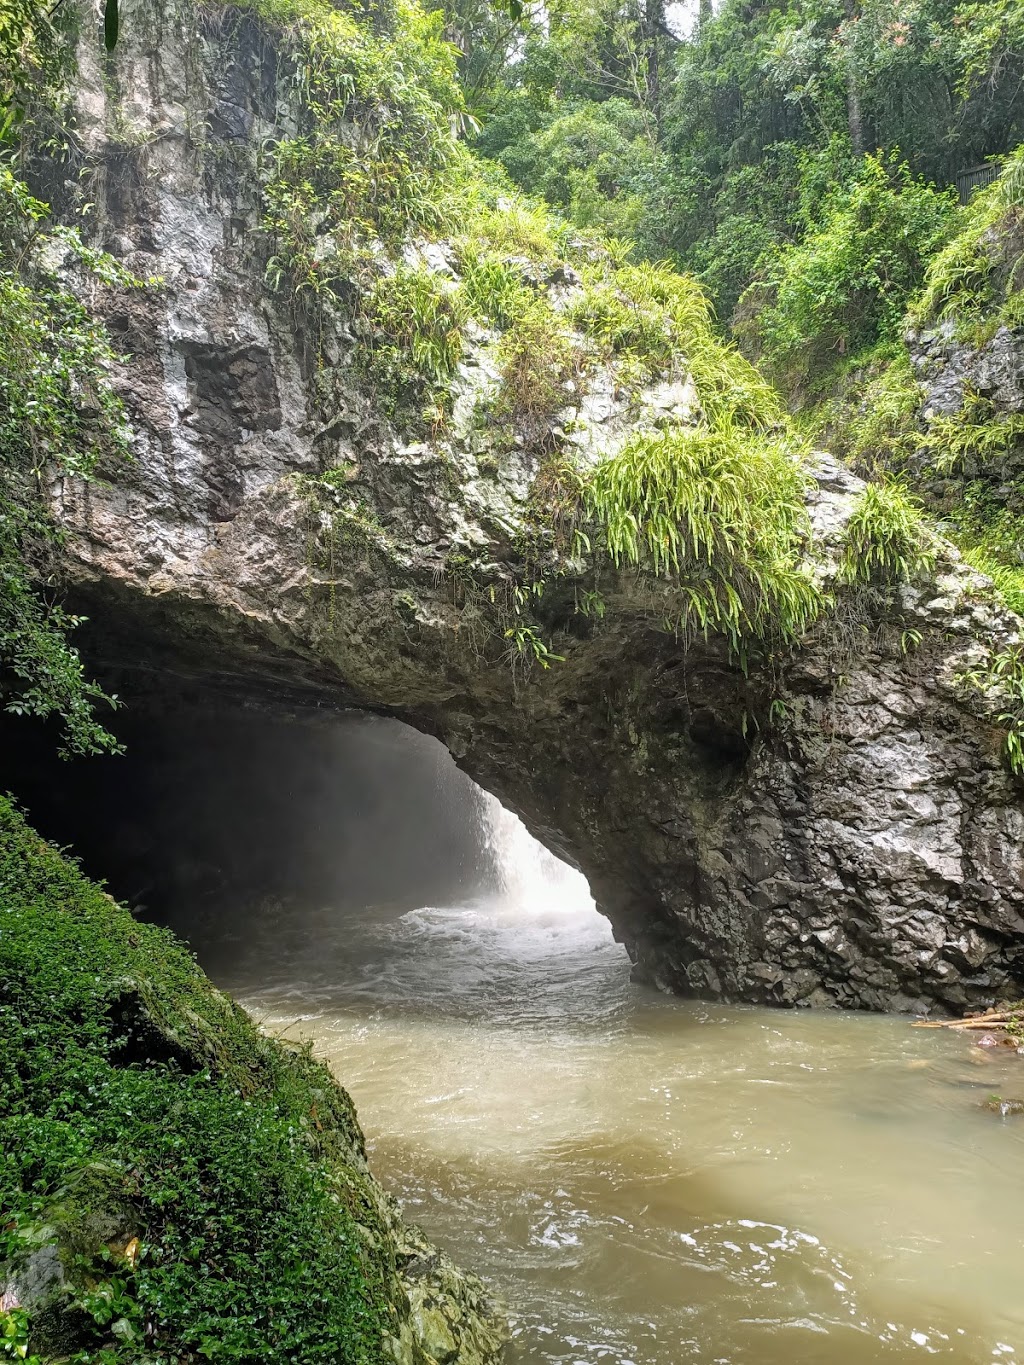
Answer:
top-left (908, 320), bottom-right (1024, 520)
top-left (50, 0), bottom-right (1024, 1014)
top-left (911, 320), bottom-right (1024, 420)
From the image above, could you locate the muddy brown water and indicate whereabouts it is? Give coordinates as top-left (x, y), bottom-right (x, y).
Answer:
top-left (197, 800), bottom-right (1024, 1365)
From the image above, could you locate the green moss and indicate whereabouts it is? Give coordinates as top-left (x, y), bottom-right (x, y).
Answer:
top-left (0, 798), bottom-right (392, 1364)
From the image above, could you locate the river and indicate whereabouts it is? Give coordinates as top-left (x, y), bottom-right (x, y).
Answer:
top-left (188, 791), bottom-right (1024, 1365)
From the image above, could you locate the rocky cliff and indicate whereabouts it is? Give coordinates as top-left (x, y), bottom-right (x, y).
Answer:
top-left (44, 0), bottom-right (1024, 1012)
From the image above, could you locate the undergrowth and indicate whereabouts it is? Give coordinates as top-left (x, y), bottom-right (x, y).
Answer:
top-left (495, 299), bottom-right (580, 440)
top-left (0, 797), bottom-right (391, 1364)
top-left (912, 145), bottom-right (1024, 336)
top-left (361, 263), bottom-right (468, 412)
top-left (837, 482), bottom-right (936, 586)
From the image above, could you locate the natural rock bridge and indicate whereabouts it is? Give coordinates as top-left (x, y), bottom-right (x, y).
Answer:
top-left (50, 0), bottom-right (1024, 1013)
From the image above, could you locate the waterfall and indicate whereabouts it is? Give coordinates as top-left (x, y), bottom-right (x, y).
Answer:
top-left (474, 790), bottom-right (596, 922)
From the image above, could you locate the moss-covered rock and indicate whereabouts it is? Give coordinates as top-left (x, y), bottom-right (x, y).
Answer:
top-left (0, 797), bottom-right (507, 1364)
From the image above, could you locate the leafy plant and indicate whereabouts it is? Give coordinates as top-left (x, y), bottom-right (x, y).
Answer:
top-left (960, 644), bottom-right (1024, 775)
top-left (0, 169), bottom-right (136, 755)
top-left (364, 263), bottom-right (469, 404)
top-left (751, 154), bottom-right (955, 391)
top-left (837, 481), bottom-right (936, 586)
top-left (584, 423), bottom-right (824, 653)
top-left (503, 621), bottom-right (564, 674)
top-left (924, 388), bottom-right (1024, 475)
top-left (912, 146), bottom-right (1024, 332)
top-left (456, 244), bottom-right (531, 328)
top-left (822, 343), bottom-right (924, 476)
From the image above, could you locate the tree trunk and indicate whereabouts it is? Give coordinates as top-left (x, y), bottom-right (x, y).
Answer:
top-left (843, 0), bottom-right (865, 155)
top-left (643, 0), bottom-right (665, 131)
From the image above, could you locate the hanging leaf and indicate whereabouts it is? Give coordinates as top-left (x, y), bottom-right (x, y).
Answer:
top-left (104, 0), bottom-right (119, 51)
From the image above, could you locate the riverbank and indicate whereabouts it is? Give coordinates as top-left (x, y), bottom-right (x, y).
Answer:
top-left (0, 798), bottom-right (507, 1365)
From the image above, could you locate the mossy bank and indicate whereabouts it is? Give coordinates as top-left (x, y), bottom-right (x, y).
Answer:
top-left (0, 797), bottom-right (507, 1364)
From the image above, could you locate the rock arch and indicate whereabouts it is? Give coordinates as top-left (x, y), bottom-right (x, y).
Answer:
top-left (49, 0), bottom-right (1024, 1012)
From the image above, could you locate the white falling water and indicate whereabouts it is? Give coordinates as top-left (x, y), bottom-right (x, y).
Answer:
top-left (476, 790), bottom-right (596, 923)
top-left (358, 789), bottom-right (623, 1024)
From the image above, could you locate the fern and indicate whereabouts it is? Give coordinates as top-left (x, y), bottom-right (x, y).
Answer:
top-left (584, 423), bottom-right (823, 651)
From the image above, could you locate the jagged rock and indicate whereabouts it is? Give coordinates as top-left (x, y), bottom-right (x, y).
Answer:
top-left (45, 0), bottom-right (1024, 1014)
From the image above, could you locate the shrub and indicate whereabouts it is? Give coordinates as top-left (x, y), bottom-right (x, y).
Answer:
top-left (751, 154), bottom-right (956, 391)
top-left (912, 146), bottom-right (1024, 331)
top-left (822, 343), bottom-right (924, 476)
top-left (837, 481), bottom-right (936, 586)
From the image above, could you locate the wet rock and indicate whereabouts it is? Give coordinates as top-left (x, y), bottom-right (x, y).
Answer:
top-left (982, 1095), bottom-right (1024, 1116)
top-left (44, 0), bottom-right (1024, 1016)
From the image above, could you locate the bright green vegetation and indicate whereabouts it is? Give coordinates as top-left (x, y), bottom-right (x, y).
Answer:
top-left (445, 0), bottom-right (1024, 321)
top-left (235, 0), bottom-right (856, 659)
top-left (835, 482), bottom-right (936, 587)
top-left (912, 146), bottom-right (1024, 335)
top-left (817, 149), bottom-right (1024, 626)
top-left (584, 426), bottom-right (823, 653)
top-left (494, 299), bottom-right (579, 438)
top-left (0, 796), bottom-right (393, 1364)
top-left (240, 0), bottom-right (464, 291)
top-left (747, 156), bottom-right (955, 393)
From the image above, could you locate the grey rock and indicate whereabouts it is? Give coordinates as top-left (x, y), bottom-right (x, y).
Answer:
top-left (41, 0), bottom-right (1024, 1021)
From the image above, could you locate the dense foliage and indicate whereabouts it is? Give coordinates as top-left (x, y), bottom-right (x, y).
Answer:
top-left (0, 797), bottom-right (392, 1363)
top-left (436, 0), bottom-right (1024, 341)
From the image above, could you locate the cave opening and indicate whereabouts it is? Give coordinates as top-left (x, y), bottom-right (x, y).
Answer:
top-left (0, 679), bottom-right (615, 1005)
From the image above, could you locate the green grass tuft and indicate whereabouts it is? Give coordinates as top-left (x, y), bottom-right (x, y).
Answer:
top-left (584, 424), bottom-right (824, 652)
top-left (837, 481), bottom-right (936, 586)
